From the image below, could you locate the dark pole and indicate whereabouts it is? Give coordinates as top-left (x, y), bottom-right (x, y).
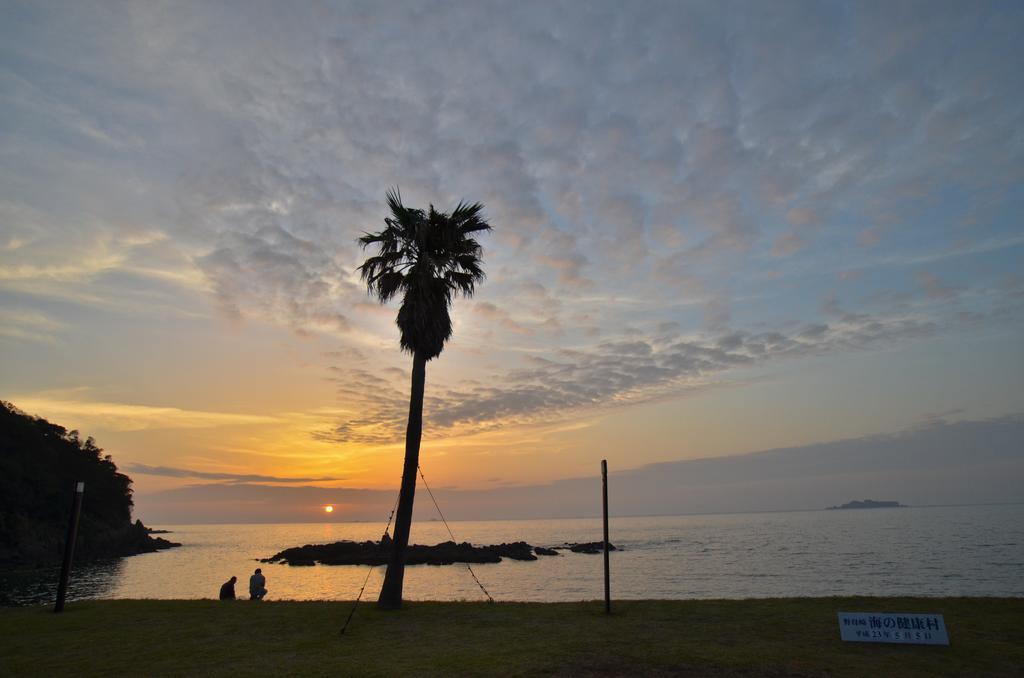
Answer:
top-left (602, 459), bottom-right (610, 614)
top-left (54, 481), bottom-right (84, 613)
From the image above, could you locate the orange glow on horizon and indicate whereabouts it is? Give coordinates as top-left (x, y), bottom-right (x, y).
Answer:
top-left (324, 505), bottom-right (334, 513)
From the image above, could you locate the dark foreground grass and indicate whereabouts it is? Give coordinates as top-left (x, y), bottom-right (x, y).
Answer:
top-left (1, 597), bottom-right (1022, 676)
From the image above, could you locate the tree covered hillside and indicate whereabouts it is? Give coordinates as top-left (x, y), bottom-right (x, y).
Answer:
top-left (0, 400), bottom-right (177, 567)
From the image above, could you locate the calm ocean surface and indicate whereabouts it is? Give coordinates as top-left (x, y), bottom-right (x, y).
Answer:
top-left (4, 504), bottom-right (1023, 606)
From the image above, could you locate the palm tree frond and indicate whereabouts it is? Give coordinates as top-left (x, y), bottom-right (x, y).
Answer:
top-left (454, 254), bottom-right (485, 278)
top-left (445, 271), bottom-right (478, 297)
top-left (374, 270), bottom-right (406, 302)
top-left (451, 202), bottom-right (491, 235)
top-left (358, 232), bottom-right (384, 247)
top-left (385, 187), bottom-right (405, 220)
top-left (356, 188), bottom-right (492, 357)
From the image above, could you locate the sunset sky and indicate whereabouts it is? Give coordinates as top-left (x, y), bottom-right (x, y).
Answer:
top-left (2, 1), bottom-right (1022, 523)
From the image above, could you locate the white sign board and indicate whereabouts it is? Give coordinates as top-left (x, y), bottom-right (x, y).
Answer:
top-left (838, 612), bottom-right (949, 645)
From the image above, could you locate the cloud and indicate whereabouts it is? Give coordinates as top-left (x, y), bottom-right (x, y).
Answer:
top-left (5, 4), bottom-right (1020, 322)
top-left (915, 270), bottom-right (960, 302)
top-left (0, 308), bottom-right (64, 343)
top-left (472, 301), bottom-right (532, 336)
top-left (196, 225), bottom-right (357, 334)
top-left (136, 482), bottom-right (396, 524)
top-left (124, 463), bottom-right (343, 484)
top-left (10, 397), bottom-right (282, 432)
top-left (318, 305), bottom-right (939, 444)
top-left (136, 414), bottom-right (1024, 522)
top-left (2, 1), bottom-right (1023, 465)
top-left (771, 208), bottom-right (821, 257)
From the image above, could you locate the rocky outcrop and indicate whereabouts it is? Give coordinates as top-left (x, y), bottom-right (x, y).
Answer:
top-left (263, 538), bottom-right (540, 566)
top-left (121, 520), bottom-right (181, 555)
top-left (0, 401), bottom-right (181, 568)
top-left (555, 542), bottom-right (618, 554)
top-left (263, 537), bottom-right (621, 566)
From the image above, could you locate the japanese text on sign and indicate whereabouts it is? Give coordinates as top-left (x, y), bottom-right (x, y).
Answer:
top-left (837, 612), bottom-right (949, 645)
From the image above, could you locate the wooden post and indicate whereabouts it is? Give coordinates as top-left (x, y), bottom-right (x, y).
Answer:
top-left (54, 481), bottom-right (84, 613)
top-left (602, 459), bottom-right (610, 614)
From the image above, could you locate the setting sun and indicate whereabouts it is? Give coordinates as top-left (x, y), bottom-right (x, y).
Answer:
top-left (324, 505), bottom-right (334, 513)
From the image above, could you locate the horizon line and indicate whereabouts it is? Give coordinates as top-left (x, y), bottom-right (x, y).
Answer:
top-left (141, 501), bottom-right (1024, 527)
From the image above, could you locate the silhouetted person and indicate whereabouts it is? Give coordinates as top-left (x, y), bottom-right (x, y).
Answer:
top-left (219, 576), bottom-right (237, 600)
top-left (249, 568), bottom-right (267, 600)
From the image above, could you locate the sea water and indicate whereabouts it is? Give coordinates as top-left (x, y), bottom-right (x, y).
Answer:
top-left (3, 504), bottom-right (1022, 606)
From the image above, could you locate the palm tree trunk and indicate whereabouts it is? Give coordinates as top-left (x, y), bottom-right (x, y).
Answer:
top-left (377, 351), bottom-right (427, 609)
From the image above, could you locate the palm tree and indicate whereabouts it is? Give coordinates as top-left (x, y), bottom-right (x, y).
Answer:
top-left (358, 188), bottom-right (492, 609)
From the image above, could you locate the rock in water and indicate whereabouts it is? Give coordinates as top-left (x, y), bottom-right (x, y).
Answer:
top-left (264, 539), bottom-right (539, 566)
top-left (494, 542), bottom-right (538, 561)
top-left (555, 542), bottom-right (618, 554)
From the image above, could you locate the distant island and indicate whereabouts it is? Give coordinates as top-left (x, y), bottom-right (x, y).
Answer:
top-left (826, 499), bottom-right (905, 510)
top-left (0, 400), bottom-right (179, 568)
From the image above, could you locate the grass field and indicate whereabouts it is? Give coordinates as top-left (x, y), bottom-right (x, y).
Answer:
top-left (1, 597), bottom-right (1022, 676)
